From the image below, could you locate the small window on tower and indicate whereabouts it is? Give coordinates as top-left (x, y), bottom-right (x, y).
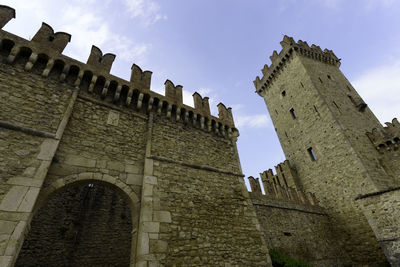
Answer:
top-left (290, 108), bottom-right (297, 119)
top-left (307, 147), bottom-right (317, 161)
top-left (282, 90), bottom-right (286, 96)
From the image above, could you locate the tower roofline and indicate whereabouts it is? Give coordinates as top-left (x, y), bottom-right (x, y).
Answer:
top-left (253, 35), bottom-right (341, 95)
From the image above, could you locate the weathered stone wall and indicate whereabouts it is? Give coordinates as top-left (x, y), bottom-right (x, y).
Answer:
top-left (16, 184), bottom-right (132, 267)
top-left (136, 115), bottom-right (271, 266)
top-left (256, 50), bottom-right (387, 264)
top-left (0, 8), bottom-right (273, 266)
top-left (251, 194), bottom-right (348, 266)
top-left (357, 189), bottom-right (400, 266)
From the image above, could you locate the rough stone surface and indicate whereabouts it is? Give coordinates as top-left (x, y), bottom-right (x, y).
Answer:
top-left (254, 36), bottom-right (399, 265)
top-left (0, 11), bottom-right (271, 266)
top-left (15, 184), bottom-right (132, 267)
top-left (2, 6), bottom-right (399, 266)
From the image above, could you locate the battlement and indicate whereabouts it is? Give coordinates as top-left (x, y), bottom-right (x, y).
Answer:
top-left (260, 160), bottom-right (298, 188)
top-left (366, 118), bottom-right (400, 153)
top-left (193, 92), bottom-right (210, 116)
top-left (0, 5), bottom-right (14, 29)
top-left (248, 160), bottom-right (318, 206)
top-left (248, 175), bottom-right (318, 207)
top-left (0, 5), bottom-right (237, 138)
top-left (253, 35), bottom-right (341, 95)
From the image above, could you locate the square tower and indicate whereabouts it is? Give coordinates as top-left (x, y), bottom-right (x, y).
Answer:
top-left (254, 36), bottom-right (396, 265)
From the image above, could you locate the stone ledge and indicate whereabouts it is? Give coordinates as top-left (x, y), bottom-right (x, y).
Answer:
top-left (355, 186), bottom-right (400, 200)
top-left (148, 155), bottom-right (244, 177)
top-left (0, 120), bottom-right (55, 139)
top-left (251, 198), bottom-right (327, 216)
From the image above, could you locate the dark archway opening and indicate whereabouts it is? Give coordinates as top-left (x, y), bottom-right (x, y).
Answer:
top-left (16, 183), bottom-right (132, 267)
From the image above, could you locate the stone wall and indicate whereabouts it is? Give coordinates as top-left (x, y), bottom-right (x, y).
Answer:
top-left (16, 184), bottom-right (132, 267)
top-left (248, 174), bottom-right (349, 266)
top-left (0, 7), bottom-right (272, 266)
top-left (251, 195), bottom-right (348, 266)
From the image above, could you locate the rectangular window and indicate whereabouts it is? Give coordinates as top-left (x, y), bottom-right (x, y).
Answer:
top-left (290, 108), bottom-right (297, 119)
top-left (307, 147), bottom-right (317, 161)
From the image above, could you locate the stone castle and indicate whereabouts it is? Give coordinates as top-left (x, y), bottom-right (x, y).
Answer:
top-left (0, 5), bottom-right (398, 267)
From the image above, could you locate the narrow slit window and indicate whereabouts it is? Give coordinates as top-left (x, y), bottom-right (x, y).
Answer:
top-left (333, 101), bottom-right (341, 112)
top-left (319, 77), bottom-right (323, 83)
top-left (348, 95), bottom-right (356, 105)
top-left (307, 147), bottom-right (317, 161)
top-left (290, 108), bottom-right (297, 119)
top-left (300, 82), bottom-right (304, 88)
top-left (327, 74), bottom-right (332, 80)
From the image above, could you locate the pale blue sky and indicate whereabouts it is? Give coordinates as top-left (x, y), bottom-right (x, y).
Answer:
top-left (3, 0), bottom-right (400, 184)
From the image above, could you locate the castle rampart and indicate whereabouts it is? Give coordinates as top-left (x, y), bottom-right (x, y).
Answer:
top-left (247, 170), bottom-right (348, 265)
top-left (0, 5), bottom-right (271, 266)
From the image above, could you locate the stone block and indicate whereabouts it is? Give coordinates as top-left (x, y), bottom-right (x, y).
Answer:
top-left (22, 167), bottom-right (36, 177)
top-left (126, 174), bottom-right (143, 186)
top-left (142, 222), bottom-right (160, 233)
top-left (137, 232), bottom-right (150, 255)
top-left (144, 176), bottom-right (158, 185)
top-left (0, 256), bottom-right (13, 267)
top-left (125, 164), bottom-right (140, 174)
top-left (143, 185), bottom-right (153, 197)
top-left (153, 211), bottom-right (171, 223)
top-left (33, 160), bottom-right (51, 180)
top-left (36, 139), bottom-right (59, 160)
top-left (0, 234), bottom-right (9, 255)
top-left (6, 177), bottom-right (42, 188)
top-left (18, 187), bottom-right (41, 212)
top-left (144, 159), bottom-right (153, 175)
top-left (150, 240), bottom-right (168, 253)
top-left (64, 155), bottom-right (96, 168)
top-left (102, 174), bottom-right (117, 184)
top-left (107, 161), bottom-right (125, 171)
top-left (0, 186), bottom-right (29, 211)
top-left (0, 221), bottom-right (17, 235)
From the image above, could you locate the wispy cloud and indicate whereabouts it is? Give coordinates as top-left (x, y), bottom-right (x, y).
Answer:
top-left (229, 104), bottom-right (270, 129)
top-left (122, 0), bottom-right (167, 26)
top-left (352, 60), bottom-right (400, 124)
top-left (2, 0), bottom-right (150, 70)
top-left (235, 114), bottom-right (270, 129)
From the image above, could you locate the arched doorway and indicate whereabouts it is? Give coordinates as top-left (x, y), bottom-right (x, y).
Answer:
top-left (16, 180), bottom-right (136, 266)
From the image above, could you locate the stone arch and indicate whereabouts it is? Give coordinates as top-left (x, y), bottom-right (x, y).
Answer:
top-left (20, 172), bottom-right (140, 266)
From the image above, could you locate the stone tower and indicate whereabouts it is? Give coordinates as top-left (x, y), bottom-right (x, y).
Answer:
top-left (254, 36), bottom-right (400, 265)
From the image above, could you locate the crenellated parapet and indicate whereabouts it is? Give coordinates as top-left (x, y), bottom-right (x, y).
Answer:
top-left (260, 160), bottom-right (298, 188)
top-left (366, 118), bottom-right (400, 153)
top-left (253, 35), bottom-right (341, 95)
top-left (217, 103), bottom-right (235, 127)
top-left (31, 23), bottom-right (71, 54)
top-left (248, 160), bottom-right (318, 206)
top-left (86, 45), bottom-right (115, 73)
top-left (248, 174), bottom-right (318, 207)
top-left (0, 5), bottom-right (15, 29)
top-left (164, 79), bottom-right (183, 104)
top-left (193, 92), bottom-right (210, 116)
top-left (130, 63), bottom-right (152, 91)
top-left (0, 5), bottom-right (238, 139)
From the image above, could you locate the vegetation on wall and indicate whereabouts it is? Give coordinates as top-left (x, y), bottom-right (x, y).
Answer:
top-left (269, 249), bottom-right (311, 267)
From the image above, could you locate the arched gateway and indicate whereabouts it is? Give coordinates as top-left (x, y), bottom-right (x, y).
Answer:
top-left (16, 177), bottom-right (138, 266)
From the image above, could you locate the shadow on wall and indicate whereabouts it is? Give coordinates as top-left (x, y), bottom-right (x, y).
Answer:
top-left (16, 183), bottom-right (132, 267)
